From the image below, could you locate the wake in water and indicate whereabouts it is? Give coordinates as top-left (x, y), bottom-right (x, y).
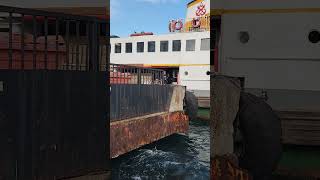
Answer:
top-left (112, 120), bottom-right (209, 180)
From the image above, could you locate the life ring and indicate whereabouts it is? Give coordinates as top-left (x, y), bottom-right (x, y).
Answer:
top-left (175, 20), bottom-right (183, 31)
top-left (192, 18), bottom-right (201, 28)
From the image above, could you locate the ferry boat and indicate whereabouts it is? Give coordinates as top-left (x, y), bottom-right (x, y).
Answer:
top-left (110, 0), bottom-right (210, 105)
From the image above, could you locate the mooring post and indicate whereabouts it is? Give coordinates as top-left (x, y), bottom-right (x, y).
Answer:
top-left (210, 75), bottom-right (252, 180)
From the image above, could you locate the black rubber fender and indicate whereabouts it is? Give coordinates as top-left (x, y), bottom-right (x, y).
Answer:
top-left (185, 91), bottom-right (198, 120)
top-left (237, 92), bottom-right (282, 180)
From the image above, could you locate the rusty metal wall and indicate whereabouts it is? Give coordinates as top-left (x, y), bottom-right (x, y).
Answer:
top-left (0, 71), bottom-right (109, 180)
top-left (110, 111), bottom-right (189, 158)
top-left (0, 5), bottom-right (110, 180)
top-left (110, 84), bottom-right (173, 121)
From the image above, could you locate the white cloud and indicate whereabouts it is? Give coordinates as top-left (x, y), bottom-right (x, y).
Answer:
top-left (136, 0), bottom-right (179, 4)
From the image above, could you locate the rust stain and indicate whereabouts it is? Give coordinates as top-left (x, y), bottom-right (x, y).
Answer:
top-left (211, 155), bottom-right (252, 180)
top-left (110, 111), bottom-right (188, 158)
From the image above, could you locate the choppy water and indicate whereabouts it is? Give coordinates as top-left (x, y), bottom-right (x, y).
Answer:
top-left (111, 120), bottom-right (210, 180)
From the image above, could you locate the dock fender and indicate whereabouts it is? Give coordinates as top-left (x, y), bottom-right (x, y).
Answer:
top-left (236, 92), bottom-right (282, 180)
top-left (185, 91), bottom-right (198, 120)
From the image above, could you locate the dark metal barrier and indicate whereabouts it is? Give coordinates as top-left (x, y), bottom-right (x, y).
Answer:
top-left (0, 71), bottom-right (109, 179)
top-left (110, 84), bottom-right (173, 121)
top-left (109, 64), bottom-right (170, 121)
top-left (0, 6), bottom-right (109, 180)
top-left (109, 63), bottom-right (165, 85)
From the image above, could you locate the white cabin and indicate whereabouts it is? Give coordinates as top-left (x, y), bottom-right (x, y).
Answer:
top-left (110, 31), bottom-right (210, 97)
top-left (213, 0), bottom-right (320, 111)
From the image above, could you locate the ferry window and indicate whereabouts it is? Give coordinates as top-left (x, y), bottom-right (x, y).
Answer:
top-left (200, 38), bottom-right (210, 51)
top-left (308, 30), bottom-right (320, 43)
top-left (239, 31), bottom-right (250, 44)
top-left (160, 41), bottom-right (169, 52)
top-left (126, 43), bottom-right (132, 53)
top-left (172, 40), bottom-right (181, 52)
top-left (148, 41), bottom-right (156, 52)
top-left (137, 42), bottom-right (144, 53)
top-left (115, 43), bottom-right (121, 53)
top-left (186, 39), bottom-right (196, 51)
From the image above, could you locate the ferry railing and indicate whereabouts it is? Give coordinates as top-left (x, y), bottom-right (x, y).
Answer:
top-left (109, 63), bottom-right (166, 85)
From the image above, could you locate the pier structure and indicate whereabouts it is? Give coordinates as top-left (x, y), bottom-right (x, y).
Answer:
top-left (0, 4), bottom-right (189, 179)
top-left (0, 5), bottom-right (111, 180)
top-left (109, 64), bottom-right (189, 158)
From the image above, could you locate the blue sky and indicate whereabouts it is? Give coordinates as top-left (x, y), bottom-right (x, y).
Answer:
top-left (110, 0), bottom-right (190, 37)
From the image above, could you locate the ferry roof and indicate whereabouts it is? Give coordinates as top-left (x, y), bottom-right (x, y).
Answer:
top-left (110, 31), bottom-right (209, 42)
top-left (187, 0), bottom-right (206, 8)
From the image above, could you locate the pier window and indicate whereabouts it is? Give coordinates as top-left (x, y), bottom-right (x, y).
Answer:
top-left (126, 43), bottom-right (132, 53)
top-left (172, 40), bottom-right (181, 52)
top-left (115, 43), bottom-right (121, 53)
top-left (200, 38), bottom-right (210, 51)
top-left (148, 41), bottom-right (156, 52)
top-left (137, 42), bottom-right (144, 53)
top-left (160, 41), bottom-right (169, 52)
top-left (186, 39), bottom-right (196, 51)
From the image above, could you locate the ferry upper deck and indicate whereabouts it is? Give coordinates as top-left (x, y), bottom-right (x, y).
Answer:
top-left (110, 31), bottom-right (210, 97)
top-left (110, 31), bottom-right (210, 66)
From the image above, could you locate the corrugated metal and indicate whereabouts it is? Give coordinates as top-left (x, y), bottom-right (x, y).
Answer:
top-left (0, 71), bottom-right (109, 180)
top-left (110, 84), bottom-right (173, 121)
top-left (0, 5), bottom-right (109, 180)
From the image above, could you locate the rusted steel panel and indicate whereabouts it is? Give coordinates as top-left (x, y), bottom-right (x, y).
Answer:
top-left (211, 155), bottom-right (252, 180)
top-left (110, 111), bottom-right (188, 158)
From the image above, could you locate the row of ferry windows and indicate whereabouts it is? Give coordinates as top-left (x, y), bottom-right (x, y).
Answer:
top-left (113, 38), bottom-right (210, 54)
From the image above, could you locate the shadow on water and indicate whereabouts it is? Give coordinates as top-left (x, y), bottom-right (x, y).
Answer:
top-left (111, 120), bottom-right (210, 180)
